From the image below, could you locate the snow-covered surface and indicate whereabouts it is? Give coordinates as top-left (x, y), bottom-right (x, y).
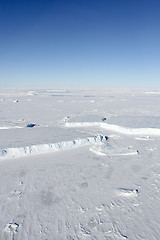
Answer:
top-left (0, 88), bottom-right (160, 239)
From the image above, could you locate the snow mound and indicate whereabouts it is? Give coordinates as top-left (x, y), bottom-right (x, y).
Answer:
top-left (65, 122), bottom-right (160, 135)
top-left (5, 222), bottom-right (19, 233)
top-left (117, 188), bottom-right (139, 197)
top-left (0, 135), bottom-right (103, 159)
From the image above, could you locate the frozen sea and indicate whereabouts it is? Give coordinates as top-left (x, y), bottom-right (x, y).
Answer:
top-left (0, 88), bottom-right (160, 240)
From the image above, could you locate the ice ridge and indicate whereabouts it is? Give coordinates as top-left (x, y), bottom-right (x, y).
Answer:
top-left (65, 122), bottom-right (160, 135)
top-left (0, 135), bottom-right (103, 159)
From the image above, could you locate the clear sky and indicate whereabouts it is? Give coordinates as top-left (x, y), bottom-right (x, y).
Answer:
top-left (0, 0), bottom-right (160, 88)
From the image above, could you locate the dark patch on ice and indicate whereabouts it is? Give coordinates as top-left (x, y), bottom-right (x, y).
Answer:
top-left (105, 136), bottom-right (109, 141)
top-left (119, 233), bottom-right (128, 239)
top-left (26, 123), bottom-right (37, 128)
top-left (102, 117), bottom-right (107, 121)
top-left (1, 149), bottom-right (7, 154)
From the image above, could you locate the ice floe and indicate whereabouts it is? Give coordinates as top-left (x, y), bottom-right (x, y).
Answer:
top-left (90, 142), bottom-right (139, 156)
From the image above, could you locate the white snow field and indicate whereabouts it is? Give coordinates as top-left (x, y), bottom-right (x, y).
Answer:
top-left (0, 88), bottom-right (160, 240)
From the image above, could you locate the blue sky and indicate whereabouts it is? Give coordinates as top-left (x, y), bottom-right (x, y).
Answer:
top-left (0, 0), bottom-right (160, 88)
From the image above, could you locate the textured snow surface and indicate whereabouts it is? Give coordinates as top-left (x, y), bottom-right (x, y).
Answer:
top-left (0, 88), bottom-right (160, 240)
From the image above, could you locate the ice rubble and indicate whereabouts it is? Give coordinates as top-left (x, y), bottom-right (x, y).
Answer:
top-left (65, 122), bottom-right (160, 135)
top-left (0, 135), bottom-right (103, 159)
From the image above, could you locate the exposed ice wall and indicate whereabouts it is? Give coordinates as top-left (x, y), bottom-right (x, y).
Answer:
top-left (0, 135), bottom-right (103, 159)
top-left (65, 122), bottom-right (160, 135)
